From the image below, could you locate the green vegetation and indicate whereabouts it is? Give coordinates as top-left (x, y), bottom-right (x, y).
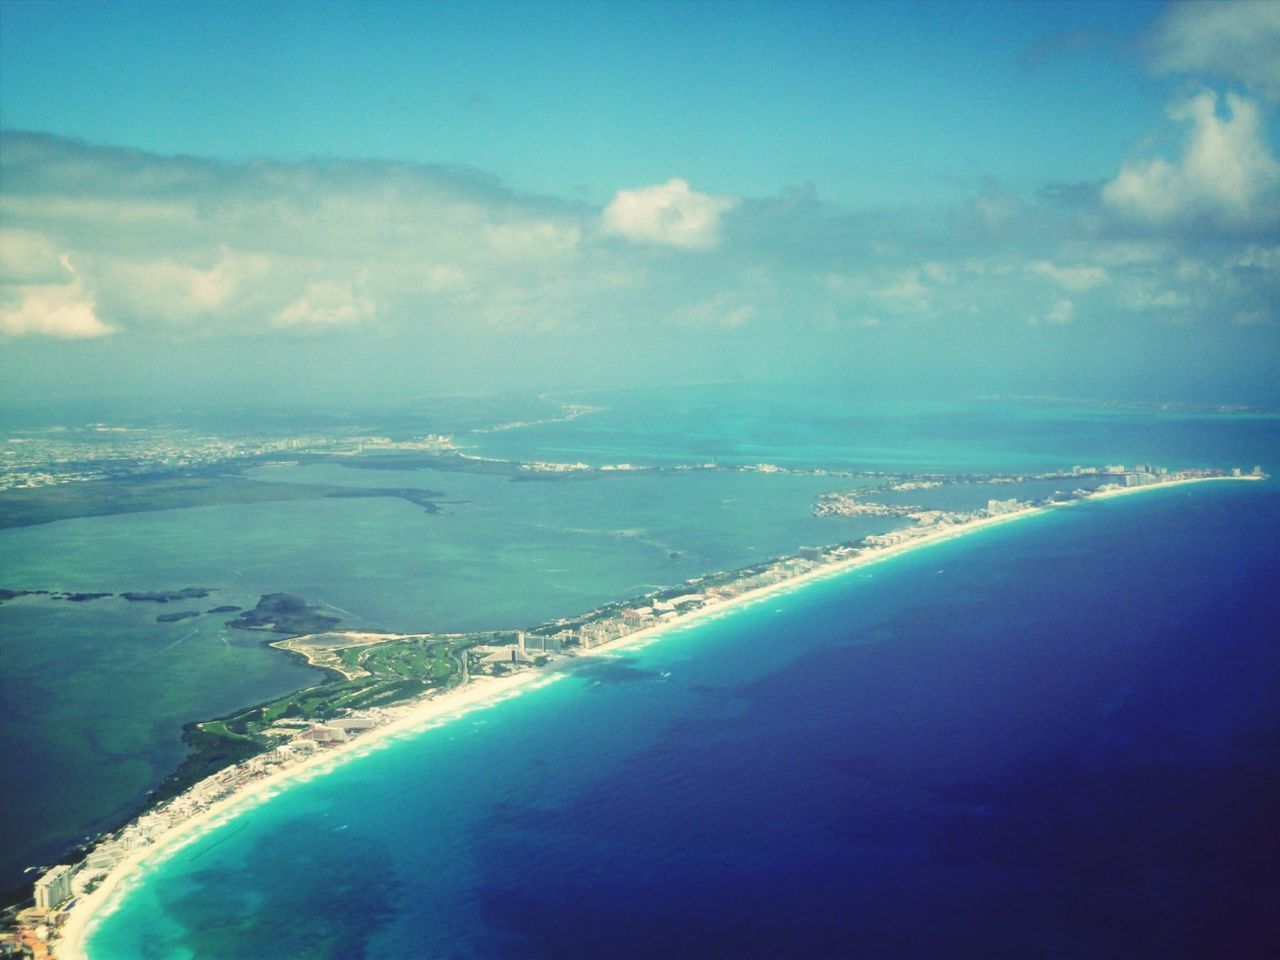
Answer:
top-left (153, 636), bottom-right (478, 806)
top-left (150, 723), bottom-right (266, 807)
top-left (0, 469), bottom-right (446, 530)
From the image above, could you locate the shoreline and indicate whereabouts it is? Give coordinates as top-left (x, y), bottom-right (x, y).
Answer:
top-left (51, 473), bottom-right (1261, 958)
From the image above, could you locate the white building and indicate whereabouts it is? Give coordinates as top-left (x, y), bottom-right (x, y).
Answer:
top-left (85, 845), bottom-right (125, 873)
top-left (34, 863), bottom-right (75, 910)
top-left (666, 593), bottom-right (705, 607)
top-left (329, 717), bottom-right (378, 732)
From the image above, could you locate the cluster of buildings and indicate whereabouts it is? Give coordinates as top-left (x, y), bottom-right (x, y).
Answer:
top-left (8, 708), bottom-right (396, 954)
top-left (887, 479), bottom-right (943, 491)
top-left (519, 460), bottom-right (594, 473)
top-left (1091, 463), bottom-right (1263, 489)
top-left (1, 428), bottom-right (332, 491)
top-left (575, 595), bottom-right (706, 649)
top-left (813, 494), bottom-right (921, 518)
top-left (331, 434), bottom-right (457, 455)
top-left (986, 498), bottom-right (1022, 515)
top-left (470, 631), bottom-right (567, 669)
top-left (2, 425), bottom-right (479, 492)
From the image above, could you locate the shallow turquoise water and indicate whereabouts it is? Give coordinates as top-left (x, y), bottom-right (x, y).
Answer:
top-left (469, 385), bottom-right (1280, 473)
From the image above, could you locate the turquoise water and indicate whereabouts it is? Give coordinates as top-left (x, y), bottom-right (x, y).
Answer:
top-left (469, 384), bottom-right (1279, 472)
top-left (85, 480), bottom-right (1280, 958)
top-left (0, 596), bottom-right (317, 890)
top-left (5, 387), bottom-right (1278, 939)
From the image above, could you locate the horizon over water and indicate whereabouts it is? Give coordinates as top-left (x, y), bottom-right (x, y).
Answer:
top-left (85, 480), bottom-right (1280, 959)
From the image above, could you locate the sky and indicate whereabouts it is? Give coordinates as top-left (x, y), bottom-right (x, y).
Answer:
top-left (1, 0), bottom-right (1278, 410)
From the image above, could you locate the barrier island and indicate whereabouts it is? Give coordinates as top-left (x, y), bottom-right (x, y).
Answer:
top-left (11, 464), bottom-right (1266, 959)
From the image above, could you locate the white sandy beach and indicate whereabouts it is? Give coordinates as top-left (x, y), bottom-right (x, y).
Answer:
top-left (53, 669), bottom-right (559, 959)
top-left (52, 472), bottom-right (1259, 959)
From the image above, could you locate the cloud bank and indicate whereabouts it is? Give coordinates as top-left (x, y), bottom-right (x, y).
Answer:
top-left (1146, 1), bottom-right (1280, 100)
top-left (0, 124), bottom-right (1275, 402)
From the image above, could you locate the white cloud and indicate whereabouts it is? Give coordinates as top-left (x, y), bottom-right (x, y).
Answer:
top-left (601, 178), bottom-right (739, 250)
top-left (2, 131), bottom-right (1275, 365)
top-left (0, 229), bottom-right (68, 284)
top-left (1036, 297), bottom-right (1075, 325)
top-left (1102, 91), bottom-right (1280, 228)
top-left (1124, 287), bottom-right (1190, 311)
top-left (876, 273), bottom-right (929, 313)
top-left (716, 303), bottom-right (754, 329)
top-left (0, 132), bottom-right (603, 339)
top-left (825, 269), bottom-right (931, 315)
top-left (99, 255), bottom-right (236, 320)
top-left (1027, 260), bottom-right (1108, 291)
top-left (486, 221), bottom-right (581, 260)
top-left (1147, 1), bottom-right (1280, 100)
top-left (0, 255), bottom-right (115, 339)
top-left (275, 278), bottom-right (376, 328)
top-left (678, 290), bottom-right (759, 330)
top-left (416, 264), bottom-right (469, 294)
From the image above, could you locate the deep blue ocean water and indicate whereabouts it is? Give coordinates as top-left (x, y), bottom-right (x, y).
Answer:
top-left (87, 480), bottom-right (1280, 959)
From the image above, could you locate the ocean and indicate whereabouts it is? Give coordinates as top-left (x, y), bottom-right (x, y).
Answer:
top-left (83, 479), bottom-right (1280, 959)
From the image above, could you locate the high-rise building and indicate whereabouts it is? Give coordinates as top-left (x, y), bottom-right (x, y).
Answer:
top-left (34, 863), bottom-right (75, 911)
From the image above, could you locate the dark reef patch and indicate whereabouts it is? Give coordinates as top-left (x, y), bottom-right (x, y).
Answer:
top-left (227, 593), bottom-right (340, 635)
top-left (122, 588), bottom-right (212, 603)
top-left (156, 610), bottom-right (201, 623)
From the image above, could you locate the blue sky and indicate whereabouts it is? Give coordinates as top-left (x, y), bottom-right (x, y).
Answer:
top-left (0, 0), bottom-right (1166, 202)
top-left (1, 0), bottom-right (1278, 407)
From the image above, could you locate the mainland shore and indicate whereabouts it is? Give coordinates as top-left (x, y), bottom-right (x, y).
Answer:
top-left (52, 472), bottom-right (1261, 959)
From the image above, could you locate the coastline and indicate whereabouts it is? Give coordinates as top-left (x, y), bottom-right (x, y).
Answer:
top-left (54, 669), bottom-right (565, 959)
top-left (51, 473), bottom-right (1261, 959)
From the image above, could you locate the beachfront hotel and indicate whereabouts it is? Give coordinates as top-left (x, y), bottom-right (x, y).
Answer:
top-left (34, 864), bottom-right (75, 912)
